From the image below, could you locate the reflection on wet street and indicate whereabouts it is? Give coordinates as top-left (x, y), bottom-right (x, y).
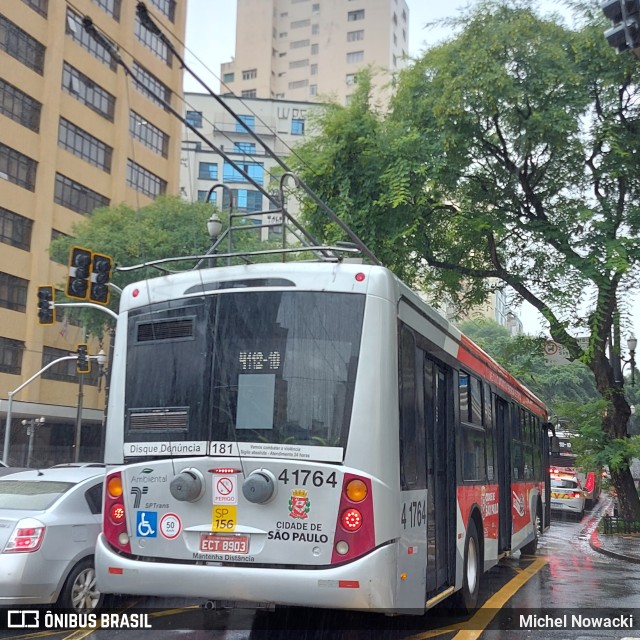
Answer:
top-left (2, 497), bottom-right (638, 640)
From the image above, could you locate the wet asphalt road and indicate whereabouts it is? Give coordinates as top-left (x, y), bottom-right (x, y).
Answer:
top-left (2, 496), bottom-right (639, 640)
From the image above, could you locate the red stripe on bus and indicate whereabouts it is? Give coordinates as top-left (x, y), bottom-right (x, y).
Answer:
top-left (457, 335), bottom-right (546, 417)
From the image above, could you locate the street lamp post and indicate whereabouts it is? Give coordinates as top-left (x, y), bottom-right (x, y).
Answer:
top-left (193, 183), bottom-right (232, 270)
top-left (207, 212), bottom-right (222, 267)
top-left (22, 416), bottom-right (45, 467)
top-left (624, 335), bottom-right (637, 387)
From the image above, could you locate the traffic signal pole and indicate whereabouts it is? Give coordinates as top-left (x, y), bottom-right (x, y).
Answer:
top-left (2, 355), bottom-right (78, 465)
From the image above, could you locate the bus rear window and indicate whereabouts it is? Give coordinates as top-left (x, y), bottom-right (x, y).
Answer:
top-left (125, 291), bottom-right (365, 449)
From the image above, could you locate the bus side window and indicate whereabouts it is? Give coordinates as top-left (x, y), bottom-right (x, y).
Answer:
top-left (399, 326), bottom-right (418, 489)
top-left (485, 383), bottom-right (495, 481)
top-left (399, 327), bottom-right (427, 490)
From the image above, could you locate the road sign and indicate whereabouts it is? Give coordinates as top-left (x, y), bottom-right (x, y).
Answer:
top-left (543, 337), bottom-right (590, 364)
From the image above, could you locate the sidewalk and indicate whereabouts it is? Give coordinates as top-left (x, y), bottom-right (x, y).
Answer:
top-left (588, 497), bottom-right (640, 564)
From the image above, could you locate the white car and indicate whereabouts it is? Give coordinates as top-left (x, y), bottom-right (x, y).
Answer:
top-left (0, 467), bottom-right (104, 611)
top-left (550, 472), bottom-right (586, 519)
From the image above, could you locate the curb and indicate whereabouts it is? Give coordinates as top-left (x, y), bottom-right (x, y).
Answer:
top-left (588, 504), bottom-right (640, 564)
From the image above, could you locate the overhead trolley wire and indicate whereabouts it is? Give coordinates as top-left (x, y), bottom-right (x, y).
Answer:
top-left (81, 3), bottom-right (380, 265)
top-left (135, 2), bottom-right (380, 265)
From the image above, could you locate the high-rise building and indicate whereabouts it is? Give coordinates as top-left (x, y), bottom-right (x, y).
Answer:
top-left (181, 92), bottom-right (322, 237)
top-left (220, 0), bottom-right (409, 107)
top-left (0, 0), bottom-right (186, 465)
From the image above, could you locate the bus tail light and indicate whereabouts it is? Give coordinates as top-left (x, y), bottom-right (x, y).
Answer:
top-left (331, 473), bottom-right (374, 564)
top-left (104, 471), bottom-right (131, 554)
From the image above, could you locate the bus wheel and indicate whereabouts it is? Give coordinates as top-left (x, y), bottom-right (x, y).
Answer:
top-left (457, 519), bottom-right (480, 612)
top-left (521, 508), bottom-right (540, 555)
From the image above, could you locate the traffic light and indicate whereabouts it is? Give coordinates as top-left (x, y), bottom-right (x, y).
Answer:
top-left (66, 247), bottom-right (92, 300)
top-left (76, 344), bottom-right (91, 374)
top-left (602, 0), bottom-right (640, 53)
top-left (90, 253), bottom-right (113, 304)
top-left (37, 286), bottom-right (54, 325)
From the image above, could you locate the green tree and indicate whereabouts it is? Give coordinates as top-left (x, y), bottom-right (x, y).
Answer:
top-left (49, 196), bottom-right (268, 335)
top-left (457, 319), bottom-right (600, 410)
top-left (292, 1), bottom-right (640, 516)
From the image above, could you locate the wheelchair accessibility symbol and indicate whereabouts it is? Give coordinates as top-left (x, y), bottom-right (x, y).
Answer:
top-left (136, 511), bottom-right (158, 537)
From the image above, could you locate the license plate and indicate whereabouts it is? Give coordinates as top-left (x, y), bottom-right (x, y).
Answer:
top-left (200, 533), bottom-right (249, 554)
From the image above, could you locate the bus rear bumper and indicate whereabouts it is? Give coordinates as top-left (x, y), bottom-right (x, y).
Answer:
top-left (96, 534), bottom-right (399, 611)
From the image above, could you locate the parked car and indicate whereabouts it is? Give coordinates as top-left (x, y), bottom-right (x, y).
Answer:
top-left (0, 466), bottom-right (105, 611)
top-left (550, 469), bottom-right (586, 519)
top-left (0, 463), bottom-right (29, 478)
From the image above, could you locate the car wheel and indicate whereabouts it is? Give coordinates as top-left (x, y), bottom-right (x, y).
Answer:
top-left (455, 519), bottom-right (481, 612)
top-left (58, 557), bottom-right (103, 612)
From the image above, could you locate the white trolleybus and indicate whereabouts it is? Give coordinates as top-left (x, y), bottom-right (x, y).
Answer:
top-left (95, 192), bottom-right (552, 615)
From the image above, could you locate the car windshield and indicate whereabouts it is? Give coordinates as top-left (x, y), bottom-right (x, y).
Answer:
top-left (0, 481), bottom-right (74, 510)
top-left (551, 478), bottom-right (579, 490)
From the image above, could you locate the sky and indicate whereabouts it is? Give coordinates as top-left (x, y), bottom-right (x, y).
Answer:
top-left (181, 1), bottom-right (639, 345)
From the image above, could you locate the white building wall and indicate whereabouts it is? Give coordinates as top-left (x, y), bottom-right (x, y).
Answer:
top-left (181, 93), bottom-right (324, 236)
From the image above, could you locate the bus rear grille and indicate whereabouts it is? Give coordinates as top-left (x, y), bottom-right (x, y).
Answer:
top-left (129, 409), bottom-right (189, 431)
top-left (137, 319), bottom-right (194, 342)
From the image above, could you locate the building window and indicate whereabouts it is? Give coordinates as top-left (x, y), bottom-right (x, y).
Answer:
top-left (233, 189), bottom-right (262, 212)
top-left (310, 63), bottom-right (318, 75)
top-left (312, 3), bottom-right (320, 14)
top-left (241, 89), bottom-right (257, 98)
top-left (130, 111), bottom-right (169, 157)
top-left (223, 161), bottom-right (264, 185)
top-left (289, 59), bottom-right (309, 69)
top-left (197, 190), bottom-right (215, 203)
top-left (0, 143), bottom-right (37, 191)
top-left (21, 0), bottom-right (48, 18)
top-left (234, 142), bottom-right (256, 154)
top-left (127, 159), bottom-right (167, 198)
top-left (347, 9), bottom-right (365, 21)
top-left (291, 118), bottom-right (305, 135)
top-left (346, 50), bottom-right (364, 63)
top-left (0, 15), bottom-right (45, 74)
top-left (290, 39), bottom-right (310, 49)
top-left (91, 0), bottom-right (121, 20)
top-left (185, 110), bottom-right (202, 128)
top-left (54, 173), bottom-right (109, 214)
top-left (242, 68), bottom-right (257, 80)
top-left (347, 29), bottom-right (364, 42)
top-left (66, 8), bottom-right (116, 70)
top-left (0, 336), bottom-right (24, 375)
top-left (0, 206), bottom-right (33, 251)
top-left (236, 115), bottom-right (256, 132)
top-left (198, 162), bottom-right (218, 180)
top-left (309, 84), bottom-right (317, 96)
top-left (132, 62), bottom-right (171, 109)
top-left (288, 79), bottom-right (308, 89)
top-left (310, 43), bottom-right (319, 55)
top-left (223, 72), bottom-right (235, 83)
top-left (0, 79), bottom-right (41, 132)
top-left (58, 117), bottom-right (113, 172)
top-left (151, 0), bottom-right (176, 22)
top-left (135, 13), bottom-right (172, 65)
top-left (346, 73), bottom-right (357, 85)
top-left (62, 62), bottom-right (115, 121)
top-left (311, 24), bottom-right (319, 35)
top-left (0, 272), bottom-right (28, 312)
top-left (291, 19), bottom-right (310, 28)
